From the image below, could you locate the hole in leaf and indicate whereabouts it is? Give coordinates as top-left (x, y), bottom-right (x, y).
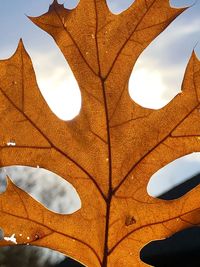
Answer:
top-left (140, 227), bottom-right (200, 267)
top-left (27, 39), bottom-right (82, 121)
top-left (56, 257), bottom-right (85, 267)
top-left (147, 153), bottom-right (200, 199)
top-left (106, 0), bottom-right (135, 14)
top-left (129, 2), bottom-right (200, 109)
top-left (0, 245), bottom-right (85, 267)
top-left (0, 228), bottom-right (4, 240)
top-left (0, 1), bottom-right (82, 121)
top-left (0, 166), bottom-right (81, 214)
top-left (0, 245), bottom-right (64, 267)
top-left (58, 0), bottom-right (80, 10)
top-left (158, 173), bottom-right (200, 200)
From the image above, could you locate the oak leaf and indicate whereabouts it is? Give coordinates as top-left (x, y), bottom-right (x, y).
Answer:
top-left (0, 0), bottom-right (200, 266)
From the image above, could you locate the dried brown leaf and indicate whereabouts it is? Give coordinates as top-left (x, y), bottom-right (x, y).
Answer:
top-left (0, 0), bottom-right (200, 266)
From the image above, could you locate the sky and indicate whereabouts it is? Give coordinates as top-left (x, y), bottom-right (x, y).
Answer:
top-left (0, 0), bottom-right (200, 197)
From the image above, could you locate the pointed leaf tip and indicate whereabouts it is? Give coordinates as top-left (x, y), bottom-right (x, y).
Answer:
top-left (5, 176), bottom-right (14, 187)
top-left (17, 38), bottom-right (25, 50)
top-left (4, 39), bottom-right (26, 61)
top-left (2, 176), bottom-right (16, 194)
top-left (7, 38), bottom-right (27, 60)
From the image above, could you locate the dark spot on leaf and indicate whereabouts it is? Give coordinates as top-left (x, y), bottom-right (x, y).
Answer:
top-left (125, 215), bottom-right (136, 226)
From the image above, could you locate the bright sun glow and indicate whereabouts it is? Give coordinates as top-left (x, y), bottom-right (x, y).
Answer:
top-left (26, 45), bottom-right (82, 121)
top-left (129, 67), bottom-right (172, 109)
top-left (39, 70), bottom-right (81, 121)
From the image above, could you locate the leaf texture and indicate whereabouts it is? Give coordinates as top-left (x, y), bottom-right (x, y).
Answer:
top-left (0, 0), bottom-right (200, 266)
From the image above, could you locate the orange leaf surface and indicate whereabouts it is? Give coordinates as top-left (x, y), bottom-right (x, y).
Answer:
top-left (0, 0), bottom-right (200, 266)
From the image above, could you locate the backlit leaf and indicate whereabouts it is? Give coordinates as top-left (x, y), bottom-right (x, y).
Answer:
top-left (0, 1), bottom-right (200, 266)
